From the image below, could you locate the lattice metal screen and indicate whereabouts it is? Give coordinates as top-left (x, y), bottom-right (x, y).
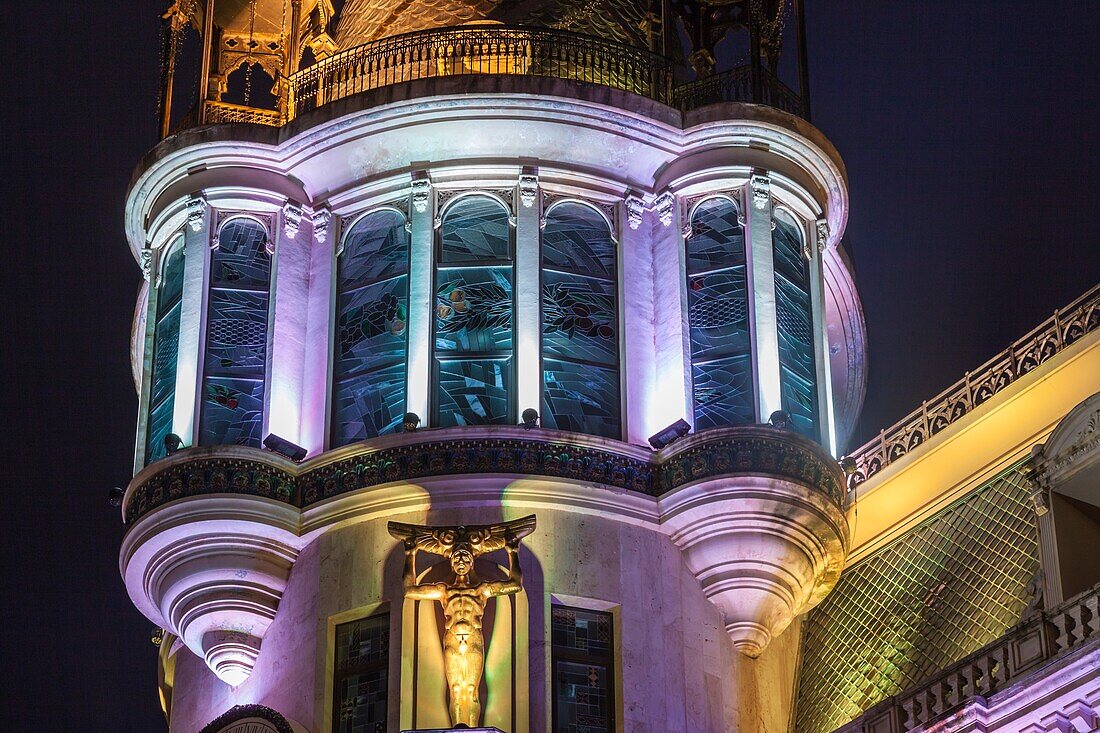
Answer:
top-left (795, 464), bottom-right (1040, 733)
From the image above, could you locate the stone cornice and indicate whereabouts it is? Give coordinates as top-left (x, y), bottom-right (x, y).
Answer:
top-left (122, 426), bottom-right (845, 526)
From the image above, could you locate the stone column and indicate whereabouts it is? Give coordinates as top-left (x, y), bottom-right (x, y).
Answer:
top-left (744, 171), bottom-right (781, 422)
top-left (406, 174), bottom-right (434, 424)
top-left (810, 218), bottom-right (837, 454)
top-left (174, 193), bottom-right (210, 448)
top-left (649, 191), bottom-right (692, 436)
top-left (266, 201), bottom-right (311, 448)
top-left (515, 171), bottom-right (541, 418)
top-left (299, 207), bottom-right (334, 456)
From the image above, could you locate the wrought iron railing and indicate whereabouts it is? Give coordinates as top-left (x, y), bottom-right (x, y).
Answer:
top-left (288, 25), bottom-right (677, 118)
top-left (833, 582), bottom-right (1100, 732)
top-left (672, 65), bottom-right (806, 117)
top-left (847, 284), bottom-right (1100, 488)
top-left (174, 26), bottom-right (810, 131)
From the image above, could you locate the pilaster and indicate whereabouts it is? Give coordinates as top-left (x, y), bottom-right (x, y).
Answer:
top-left (649, 191), bottom-right (692, 436)
top-left (301, 206), bottom-right (335, 456)
top-left (745, 171), bottom-right (781, 421)
top-left (407, 173), bottom-right (434, 424)
top-left (267, 201), bottom-right (311, 448)
top-left (810, 218), bottom-right (837, 454)
top-left (515, 171), bottom-right (541, 418)
top-left (175, 193), bottom-right (210, 448)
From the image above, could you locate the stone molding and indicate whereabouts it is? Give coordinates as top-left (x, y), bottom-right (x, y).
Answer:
top-left (123, 426), bottom-right (846, 525)
top-left (198, 704), bottom-right (296, 733)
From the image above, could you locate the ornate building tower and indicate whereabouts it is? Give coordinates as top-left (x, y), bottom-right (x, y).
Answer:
top-left (122, 1), bottom-right (867, 730)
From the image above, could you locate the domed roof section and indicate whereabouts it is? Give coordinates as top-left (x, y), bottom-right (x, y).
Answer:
top-left (333, 0), bottom-right (652, 49)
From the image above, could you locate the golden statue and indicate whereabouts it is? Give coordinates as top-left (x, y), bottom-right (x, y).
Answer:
top-left (388, 515), bottom-right (536, 728)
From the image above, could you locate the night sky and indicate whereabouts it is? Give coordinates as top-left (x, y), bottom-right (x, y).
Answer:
top-left (1, 2), bottom-right (1097, 730)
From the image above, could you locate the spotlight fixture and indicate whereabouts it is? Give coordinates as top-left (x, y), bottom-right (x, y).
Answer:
top-left (262, 433), bottom-right (308, 462)
top-left (403, 412), bottom-right (421, 432)
top-left (164, 433), bottom-right (183, 455)
top-left (520, 408), bottom-right (540, 429)
top-left (108, 486), bottom-right (125, 507)
top-left (648, 419), bottom-right (691, 449)
top-left (768, 410), bottom-right (791, 430)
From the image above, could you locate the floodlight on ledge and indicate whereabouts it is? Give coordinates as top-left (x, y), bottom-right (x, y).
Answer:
top-left (263, 433), bottom-right (308, 462)
top-left (403, 412), bottom-right (421, 432)
top-left (649, 419), bottom-right (691, 449)
top-left (521, 408), bottom-right (540, 429)
top-left (768, 410), bottom-right (791, 430)
top-left (164, 433), bottom-right (183, 455)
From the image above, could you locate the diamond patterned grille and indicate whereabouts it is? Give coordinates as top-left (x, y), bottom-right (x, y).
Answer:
top-left (795, 463), bottom-right (1039, 733)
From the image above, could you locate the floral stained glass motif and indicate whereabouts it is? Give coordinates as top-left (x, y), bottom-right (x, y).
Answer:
top-left (199, 218), bottom-right (270, 447)
top-left (434, 196), bottom-right (514, 426)
top-left (334, 613), bottom-right (389, 733)
top-left (552, 606), bottom-right (614, 733)
top-left (686, 197), bottom-right (755, 430)
top-left (145, 240), bottom-right (185, 463)
top-left (332, 211), bottom-right (409, 447)
top-left (772, 210), bottom-right (818, 439)
top-left (541, 203), bottom-right (620, 438)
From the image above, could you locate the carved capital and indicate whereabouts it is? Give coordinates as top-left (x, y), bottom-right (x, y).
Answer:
top-left (816, 219), bottom-right (830, 253)
top-left (625, 194), bottom-right (645, 230)
top-left (750, 172), bottom-right (771, 211)
top-left (282, 202), bottom-right (304, 240)
top-left (518, 174), bottom-right (539, 208)
top-left (312, 208), bottom-right (332, 244)
top-left (140, 249), bottom-right (153, 283)
top-left (411, 178), bottom-right (431, 214)
top-left (186, 195), bottom-right (207, 232)
top-left (654, 192), bottom-right (675, 227)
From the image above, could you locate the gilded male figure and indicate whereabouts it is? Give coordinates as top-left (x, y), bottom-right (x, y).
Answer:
top-left (389, 515), bottom-right (536, 728)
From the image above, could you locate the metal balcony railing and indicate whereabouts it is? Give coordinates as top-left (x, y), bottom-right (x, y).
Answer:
top-left (179, 26), bottom-right (807, 132)
top-left (847, 284), bottom-right (1100, 488)
top-left (833, 582), bottom-right (1100, 732)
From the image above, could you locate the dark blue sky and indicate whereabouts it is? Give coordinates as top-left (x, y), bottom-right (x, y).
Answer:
top-left (0, 1), bottom-right (1096, 729)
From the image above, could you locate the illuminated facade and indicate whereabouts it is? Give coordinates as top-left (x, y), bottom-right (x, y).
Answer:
top-left (120, 2), bottom-right (1100, 732)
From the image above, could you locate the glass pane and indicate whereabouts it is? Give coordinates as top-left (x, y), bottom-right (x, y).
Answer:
top-left (542, 273), bottom-right (618, 366)
top-left (149, 301), bottom-right (181, 408)
top-left (691, 355), bottom-right (755, 430)
top-left (204, 289), bottom-right (270, 375)
top-left (331, 365), bottom-right (406, 445)
top-left (441, 196), bottom-right (510, 263)
top-left (772, 211), bottom-right (818, 438)
top-left (552, 606), bottom-right (613, 656)
top-left (436, 358), bottom-right (511, 426)
top-left (341, 210), bottom-right (408, 288)
top-left (435, 267), bottom-right (513, 353)
top-left (687, 197), bottom-right (744, 274)
top-left (335, 276), bottom-right (408, 377)
top-left (543, 202), bottom-right (616, 280)
top-left (335, 615), bottom-right (389, 733)
top-left (687, 268), bottom-right (750, 362)
top-left (212, 219), bottom-right (270, 289)
top-left (555, 661), bottom-right (611, 733)
top-left (542, 359), bottom-right (620, 438)
top-left (199, 377), bottom-right (265, 447)
top-left (145, 397), bottom-right (175, 463)
top-left (160, 242), bottom-right (185, 306)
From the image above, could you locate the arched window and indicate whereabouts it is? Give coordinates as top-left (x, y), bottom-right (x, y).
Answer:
top-left (686, 197), bottom-right (755, 430)
top-left (145, 237), bottom-right (185, 463)
top-left (434, 195), bottom-right (514, 426)
top-left (331, 210), bottom-right (410, 446)
top-left (199, 217), bottom-right (271, 446)
top-left (540, 202), bottom-right (620, 438)
top-left (772, 209), bottom-right (818, 438)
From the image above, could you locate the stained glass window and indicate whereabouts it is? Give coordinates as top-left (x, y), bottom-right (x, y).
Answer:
top-left (434, 195), bottom-right (514, 426)
top-left (332, 210), bottom-right (409, 446)
top-left (772, 210), bottom-right (818, 439)
top-left (552, 605), bottom-right (615, 733)
top-left (145, 238), bottom-right (185, 463)
top-left (686, 197), bottom-right (755, 430)
top-left (541, 202), bottom-right (620, 438)
top-left (199, 217), bottom-right (271, 447)
top-left (333, 613), bottom-right (389, 733)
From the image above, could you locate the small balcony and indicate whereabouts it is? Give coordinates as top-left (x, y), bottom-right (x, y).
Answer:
top-left (181, 25), bottom-right (806, 134)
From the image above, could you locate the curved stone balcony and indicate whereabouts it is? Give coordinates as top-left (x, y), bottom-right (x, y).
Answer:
top-left (194, 24), bottom-right (805, 132)
top-left (121, 425), bottom-right (848, 682)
